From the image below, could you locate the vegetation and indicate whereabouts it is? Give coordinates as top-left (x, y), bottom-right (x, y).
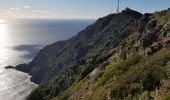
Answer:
top-left (27, 89), bottom-right (45, 100)
top-left (27, 8), bottom-right (170, 100)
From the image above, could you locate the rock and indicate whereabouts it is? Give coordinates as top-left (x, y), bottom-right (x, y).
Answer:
top-left (5, 65), bottom-right (15, 69)
top-left (15, 63), bottom-right (29, 73)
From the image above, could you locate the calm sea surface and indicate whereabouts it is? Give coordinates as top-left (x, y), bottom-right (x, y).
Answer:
top-left (0, 19), bottom-right (94, 100)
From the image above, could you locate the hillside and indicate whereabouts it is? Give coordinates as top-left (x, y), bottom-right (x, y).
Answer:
top-left (16, 8), bottom-right (143, 84)
top-left (20, 8), bottom-right (170, 100)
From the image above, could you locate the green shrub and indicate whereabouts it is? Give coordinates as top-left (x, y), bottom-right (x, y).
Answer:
top-left (72, 80), bottom-right (84, 89)
top-left (165, 62), bottom-right (170, 78)
top-left (80, 52), bottom-right (113, 79)
top-left (27, 89), bottom-right (45, 100)
top-left (163, 92), bottom-right (170, 100)
top-left (119, 50), bottom-right (127, 60)
top-left (109, 48), bottom-right (170, 99)
top-left (96, 55), bottom-right (141, 87)
top-left (50, 84), bottom-right (60, 98)
top-left (54, 93), bottom-right (69, 100)
top-left (141, 73), bottom-right (161, 91)
top-left (80, 63), bottom-right (95, 79)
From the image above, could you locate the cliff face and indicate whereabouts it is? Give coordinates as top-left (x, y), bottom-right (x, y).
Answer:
top-left (26, 8), bottom-right (143, 84)
top-left (26, 8), bottom-right (170, 100)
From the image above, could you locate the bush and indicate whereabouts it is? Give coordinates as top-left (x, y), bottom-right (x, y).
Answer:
top-left (50, 84), bottom-right (60, 98)
top-left (80, 52), bottom-right (113, 79)
top-left (96, 55), bottom-right (141, 87)
top-left (109, 48), bottom-right (170, 99)
top-left (27, 89), bottom-right (45, 100)
top-left (163, 92), bottom-right (170, 100)
top-left (141, 74), bottom-right (161, 91)
top-left (54, 93), bottom-right (69, 100)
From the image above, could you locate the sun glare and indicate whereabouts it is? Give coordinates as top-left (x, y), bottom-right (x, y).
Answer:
top-left (0, 19), bottom-right (5, 24)
top-left (0, 19), bottom-right (12, 65)
top-left (0, 23), bottom-right (7, 44)
top-left (0, 25), bottom-right (7, 37)
top-left (0, 19), bottom-right (9, 49)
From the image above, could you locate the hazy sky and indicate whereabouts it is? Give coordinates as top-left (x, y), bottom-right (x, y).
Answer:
top-left (0, 0), bottom-right (169, 19)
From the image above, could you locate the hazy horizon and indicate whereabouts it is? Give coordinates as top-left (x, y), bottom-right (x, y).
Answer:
top-left (0, 0), bottom-right (169, 19)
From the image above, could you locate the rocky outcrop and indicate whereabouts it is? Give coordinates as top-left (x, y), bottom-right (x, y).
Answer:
top-left (5, 65), bottom-right (15, 69)
top-left (15, 63), bottom-right (29, 73)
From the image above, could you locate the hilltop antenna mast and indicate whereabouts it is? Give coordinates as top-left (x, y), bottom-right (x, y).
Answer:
top-left (117, 0), bottom-right (119, 13)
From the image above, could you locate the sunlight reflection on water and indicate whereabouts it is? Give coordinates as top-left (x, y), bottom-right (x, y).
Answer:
top-left (0, 21), bottom-right (37, 100)
top-left (0, 19), bottom-right (94, 100)
top-left (0, 23), bottom-right (11, 61)
top-left (0, 69), bottom-right (37, 100)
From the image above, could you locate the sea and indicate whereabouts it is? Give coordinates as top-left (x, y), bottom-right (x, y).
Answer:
top-left (0, 19), bottom-right (94, 100)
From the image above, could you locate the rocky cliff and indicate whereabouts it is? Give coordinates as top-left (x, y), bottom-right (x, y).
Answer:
top-left (21, 8), bottom-right (142, 84)
top-left (26, 8), bottom-right (170, 100)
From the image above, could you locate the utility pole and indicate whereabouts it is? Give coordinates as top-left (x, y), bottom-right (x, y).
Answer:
top-left (117, 0), bottom-right (119, 13)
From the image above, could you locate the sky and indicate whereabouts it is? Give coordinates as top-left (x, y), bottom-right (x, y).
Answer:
top-left (0, 0), bottom-right (169, 19)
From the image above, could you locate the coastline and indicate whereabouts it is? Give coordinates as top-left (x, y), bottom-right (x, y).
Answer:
top-left (1, 67), bottom-right (37, 100)
top-left (5, 64), bottom-right (37, 84)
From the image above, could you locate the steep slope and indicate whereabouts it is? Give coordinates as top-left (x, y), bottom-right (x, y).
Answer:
top-left (23, 8), bottom-right (142, 84)
top-left (27, 8), bottom-right (170, 100)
